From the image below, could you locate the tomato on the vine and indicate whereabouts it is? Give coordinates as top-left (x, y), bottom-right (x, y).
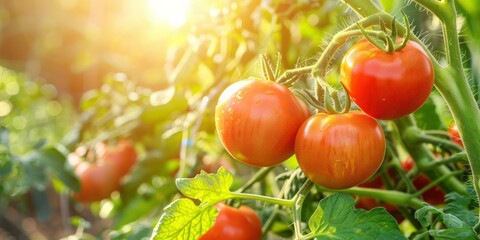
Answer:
top-left (215, 79), bottom-right (310, 167)
top-left (402, 157), bottom-right (445, 205)
top-left (340, 39), bottom-right (434, 120)
top-left (68, 140), bottom-right (137, 203)
top-left (448, 124), bottom-right (463, 147)
top-left (71, 160), bottom-right (121, 203)
top-left (199, 203), bottom-right (262, 240)
top-left (95, 139), bottom-right (138, 176)
top-left (295, 111), bottom-right (386, 189)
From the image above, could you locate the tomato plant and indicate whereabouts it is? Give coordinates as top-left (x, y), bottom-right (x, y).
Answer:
top-left (199, 203), bottom-right (262, 240)
top-left (215, 79), bottom-right (310, 167)
top-left (340, 39), bottom-right (434, 120)
top-left (295, 111), bottom-right (386, 189)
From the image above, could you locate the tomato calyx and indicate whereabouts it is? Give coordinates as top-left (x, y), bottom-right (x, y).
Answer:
top-left (324, 84), bottom-right (351, 114)
top-left (357, 11), bottom-right (411, 53)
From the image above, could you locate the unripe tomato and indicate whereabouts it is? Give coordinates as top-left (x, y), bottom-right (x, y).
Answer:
top-left (199, 203), bottom-right (262, 240)
top-left (72, 161), bottom-right (121, 203)
top-left (295, 112), bottom-right (386, 189)
top-left (448, 124), bottom-right (463, 147)
top-left (340, 39), bottom-right (434, 120)
top-left (215, 79), bottom-right (310, 167)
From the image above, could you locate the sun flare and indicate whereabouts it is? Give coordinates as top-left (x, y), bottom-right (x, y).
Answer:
top-left (147, 0), bottom-right (191, 28)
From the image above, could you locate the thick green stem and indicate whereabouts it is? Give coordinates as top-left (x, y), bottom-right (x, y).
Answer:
top-left (435, 66), bottom-right (480, 207)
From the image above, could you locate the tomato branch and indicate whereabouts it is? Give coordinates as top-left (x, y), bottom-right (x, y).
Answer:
top-left (325, 186), bottom-right (426, 210)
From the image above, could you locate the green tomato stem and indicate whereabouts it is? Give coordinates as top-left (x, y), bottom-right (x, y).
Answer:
top-left (412, 130), bottom-right (464, 153)
top-left (426, 152), bottom-right (468, 170)
top-left (235, 167), bottom-right (275, 193)
top-left (292, 180), bottom-right (314, 239)
top-left (397, 117), bottom-right (467, 195)
top-left (321, 186), bottom-right (426, 209)
top-left (229, 192), bottom-right (294, 207)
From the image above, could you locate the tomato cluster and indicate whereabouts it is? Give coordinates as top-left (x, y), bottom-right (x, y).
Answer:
top-left (215, 79), bottom-right (386, 189)
top-left (69, 139), bottom-right (138, 203)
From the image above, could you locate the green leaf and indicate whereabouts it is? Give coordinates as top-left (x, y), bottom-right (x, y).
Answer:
top-left (151, 198), bottom-right (218, 240)
top-left (414, 194), bottom-right (478, 239)
top-left (443, 192), bottom-right (479, 227)
top-left (175, 167), bottom-right (233, 202)
top-left (415, 205), bottom-right (442, 226)
top-left (42, 146), bottom-right (81, 192)
top-left (307, 193), bottom-right (405, 240)
top-left (427, 228), bottom-right (477, 240)
top-left (414, 96), bottom-right (444, 130)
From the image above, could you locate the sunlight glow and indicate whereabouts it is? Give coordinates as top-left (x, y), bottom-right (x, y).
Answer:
top-left (147, 0), bottom-right (190, 28)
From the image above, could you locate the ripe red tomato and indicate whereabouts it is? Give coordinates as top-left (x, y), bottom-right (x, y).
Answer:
top-left (95, 139), bottom-right (138, 176)
top-left (72, 161), bottom-right (121, 203)
top-left (340, 39), bottom-right (434, 120)
top-left (448, 124), bottom-right (463, 147)
top-left (402, 157), bottom-right (445, 205)
top-left (199, 203), bottom-right (262, 240)
top-left (295, 111), bottom-right (386, 189)
top-left (215, 79), bottom-right (310, 167)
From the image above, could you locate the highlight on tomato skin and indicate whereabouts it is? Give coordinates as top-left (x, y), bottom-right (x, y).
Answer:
top-left (294, 111), bottom-right (386, 189)
top-left (340, 39), bottom-right (434, 120)
top-left (215, 79), bottom-right (311, 167)
top-left (199, 203), bottom-right (262, 240)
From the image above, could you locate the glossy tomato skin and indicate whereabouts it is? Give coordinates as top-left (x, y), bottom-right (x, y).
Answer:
top-left (448, 124), bottom-right (463, 147)
top-left (340, 39), bottom-right (434, 120)
top-left (96, 139), bottom-right (138, 176)
top-left (295, 112), bottom-right (386, 189)
top-left (199, 203), bottom-right (262, 240)
top-left (72, 161), bottom-right (121, 203)
top-left (402, 157), bottom-right (445, 205)
top-left (215, 79), bottom-right (310, 167)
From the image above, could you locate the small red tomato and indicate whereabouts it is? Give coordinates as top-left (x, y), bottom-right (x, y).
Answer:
top-left (72, 161), bottom-right (121, 203)
top-left (448, 124), bottom-right (463, 147)
top-left (295, 111), bottom-right (386, 189)
top-left (215, 79), bottom-right (310, 167)
top-left (200, 203), bottom-right (262, 240)
top-left (402, 157), bottom-right (445, 205)
top-left (340, 39), bottom-right (434, 120)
